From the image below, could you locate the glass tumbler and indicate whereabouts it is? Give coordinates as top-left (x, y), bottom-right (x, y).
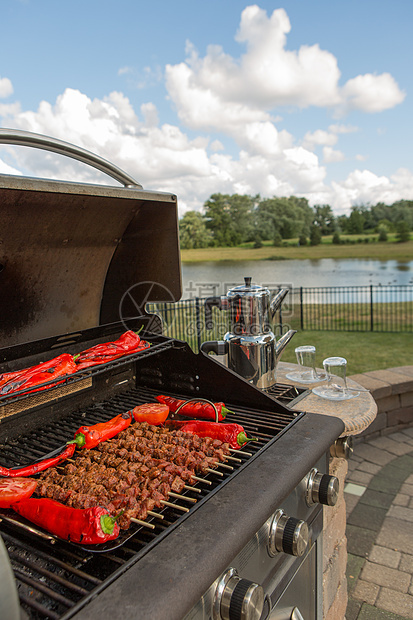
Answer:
top-left (285, 345), bottom-right (323, 384)
top-left (313, 356), bottom-right (359, 400)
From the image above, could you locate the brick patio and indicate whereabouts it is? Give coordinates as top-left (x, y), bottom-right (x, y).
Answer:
top-left (345, 427), bottom-right (413, 619)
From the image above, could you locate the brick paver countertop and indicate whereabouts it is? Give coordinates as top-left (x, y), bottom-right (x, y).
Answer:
top-left (345, 427), bottom-right (413, 619)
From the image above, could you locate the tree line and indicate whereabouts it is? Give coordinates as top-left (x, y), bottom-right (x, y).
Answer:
top-left (178, 194), bottom-right (413, 249)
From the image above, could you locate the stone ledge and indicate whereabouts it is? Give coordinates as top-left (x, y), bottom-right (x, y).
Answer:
top-left (349, 366), bottom-right (413, 440)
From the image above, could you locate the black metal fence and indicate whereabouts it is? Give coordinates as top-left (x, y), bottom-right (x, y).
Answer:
top-left (148, 284), bottom-right (413, 352)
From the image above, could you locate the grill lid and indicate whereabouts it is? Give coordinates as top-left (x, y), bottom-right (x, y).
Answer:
top-left (0, 130), bottom-right (182, 347)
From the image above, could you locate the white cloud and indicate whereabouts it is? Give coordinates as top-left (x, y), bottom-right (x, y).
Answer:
top-left (165, 5), bottom-right (404, 132)
top-left (328, 168), bottom-right (413, 214)
top-left (328, 123), bottom-right (358, 135)
top-left (302, 129), bottom-right (338, 150)
top-left (0, 77), bottom-right (13, 98)
top-left (341, 73), bottom-right (405, 113)
top-left (323, 147), bottom-right (345, 163)
top-left (0, 157), bottom-right (22, 175)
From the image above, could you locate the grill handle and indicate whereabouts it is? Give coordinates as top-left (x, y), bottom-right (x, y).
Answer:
top-left (0, 128), bottom-right (142, 188)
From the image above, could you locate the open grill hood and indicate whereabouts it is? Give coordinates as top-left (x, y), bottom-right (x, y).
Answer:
top-left (0, 130), bottom-right (182, 348)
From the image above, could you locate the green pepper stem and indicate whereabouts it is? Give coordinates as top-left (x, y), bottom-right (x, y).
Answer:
top-left (100, 509), bottom-right (124, 534)
top-left (221, 407), bottom-right (234, 417)
top-left (67, 433), bottom-right (86, 448)
top-left (100, 514), bottom-right (117, 535)
top-left (237, 432), bottom-right (258, 447)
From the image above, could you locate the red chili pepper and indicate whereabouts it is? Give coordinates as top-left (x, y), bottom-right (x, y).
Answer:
top-left (179, 420), bottom-right (257, 449)
top-left (0, 354), bottom-right (77, 397)
top-left (69, 412), bottom-right (132, 449)
top-left (11, 498), bottom-right (120, 544)
top-left (0, 369), bottom-right (25, 388)
top-left (74, 331), bottom-right (150, 370)
top-left (155, 395), bottom-right (231, 421)
top-left (0, 444), bottom-right (76, 478)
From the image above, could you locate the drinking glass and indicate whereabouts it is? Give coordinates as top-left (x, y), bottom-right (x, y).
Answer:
top-left (312, 356), bottom-right (359, 401)
top-left (285, 345), bottom-right (324, 384)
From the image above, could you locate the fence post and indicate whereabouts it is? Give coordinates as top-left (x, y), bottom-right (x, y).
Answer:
top-left (195, 297), bottom-right (201, 352)
top-left (300, 287), bottom-right (304, 331)
top-left (370, 285), bottom-right (374, 331)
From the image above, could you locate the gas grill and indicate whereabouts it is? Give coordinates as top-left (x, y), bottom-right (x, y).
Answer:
top-left (0, 130), bottom-right (344, 620)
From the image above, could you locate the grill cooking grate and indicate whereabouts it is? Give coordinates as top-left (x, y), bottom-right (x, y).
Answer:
top-left (0, 384), bottom-right (301, 619)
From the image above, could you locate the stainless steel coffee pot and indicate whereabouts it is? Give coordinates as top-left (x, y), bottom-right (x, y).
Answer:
top-left (201, 277), bottom-right (296, 390)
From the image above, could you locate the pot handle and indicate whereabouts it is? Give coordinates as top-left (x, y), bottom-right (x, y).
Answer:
top-left (204, 296), bottom-right (226, 330)
top-left (0, 128), bottom-right (142, 188)
top-left (200, 340), bottom-right (228, 356)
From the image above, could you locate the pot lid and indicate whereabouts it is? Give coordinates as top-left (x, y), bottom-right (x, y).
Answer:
top-left (227, 277), bottom-right (269, 298)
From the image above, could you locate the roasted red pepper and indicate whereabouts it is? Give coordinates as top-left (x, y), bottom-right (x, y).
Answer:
top-left (74, 331), bottom-right (150, 370)
top-left (179, 420), bottom-right (257, 449)
top-left (0, 354), bottom-right (77, 396)
top-left (11, 498), bottom-right (120, 544)
top-left (69, 412), bottom-right (132, 449)
top-left (0, 444), bottom-right (76, 478)
top-left (155, 395), bottom-right (231, 421)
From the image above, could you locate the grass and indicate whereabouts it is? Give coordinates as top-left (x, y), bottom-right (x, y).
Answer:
top-left (180, 237), bottom-right (413, 263)
top-left (279, 330), bottom-right (413, 376)
top-left (282, 300), bottom-right (412, 333)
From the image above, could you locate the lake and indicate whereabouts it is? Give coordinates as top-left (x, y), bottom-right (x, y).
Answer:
top-left (181, 258), bottom-right (413, 297)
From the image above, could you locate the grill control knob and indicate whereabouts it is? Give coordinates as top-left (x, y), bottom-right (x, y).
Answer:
top-left (330, 435), bottom-right (353, 460)
top-left (268, 509), bottom-right (309, 557)
top-left (214, 568), bottom-right (264, 620)
top-left (306, 468), bottom-right (339, 506)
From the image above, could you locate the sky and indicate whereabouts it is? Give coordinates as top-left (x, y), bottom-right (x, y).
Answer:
top-left (0, 0), bottom-right (412, 217)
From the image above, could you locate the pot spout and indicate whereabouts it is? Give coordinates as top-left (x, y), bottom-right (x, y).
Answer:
top-left (270, 288), bottom-right (290, 317)
top-left (275, 329), bottom-right (297, 361)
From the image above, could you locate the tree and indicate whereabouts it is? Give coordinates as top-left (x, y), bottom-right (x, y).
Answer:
top-left (377, 225), bottom-right (388, 242)
top-left (346, 207), bottom-right (365, 234)
top-left (313, 204), bottom-right (336, 235)
top-left (332, 232), bottom-right (341, 244)
top-left (396, 221), bottom-right (411, 243)
top-left (255, 196), bottom-right (313, 240)
top-left (178, 211), bottom-right (212, 249)
top-left (203, 193), bottom-right (255, 246)
top-left (310, 225), bottom-right (322, 246)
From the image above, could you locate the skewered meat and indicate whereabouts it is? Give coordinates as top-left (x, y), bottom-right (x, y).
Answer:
top-left (35, 421), bottom-right (229, 530)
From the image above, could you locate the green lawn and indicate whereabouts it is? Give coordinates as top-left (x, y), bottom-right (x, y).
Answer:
top-left (181, 237), bottom-right (413, 263)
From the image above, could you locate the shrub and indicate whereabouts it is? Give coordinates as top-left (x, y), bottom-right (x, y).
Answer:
top-left (273, 232), bottom-right (283, 247)
top-left (332, 232), bottom-right (341, 245)
top-left (309, 225), bottom-right (322, 246)
top-left (378, 225), bottom-right (388, 242)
